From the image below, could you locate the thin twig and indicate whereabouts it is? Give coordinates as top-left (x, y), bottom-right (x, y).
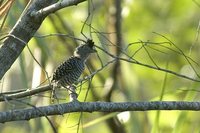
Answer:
top-left (95, 45), bottom-right (200, 82)
top-left (153, 32), bottom-right (200, 78)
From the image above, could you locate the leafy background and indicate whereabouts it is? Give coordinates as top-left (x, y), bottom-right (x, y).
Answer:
top-left (0, 0), bottom-right (200, 133)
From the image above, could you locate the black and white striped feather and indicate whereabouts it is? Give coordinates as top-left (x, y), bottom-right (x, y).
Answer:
top-left (51, 39), bottom-right (96, 87)
top-left (52, 56), bottom-right (85, 86)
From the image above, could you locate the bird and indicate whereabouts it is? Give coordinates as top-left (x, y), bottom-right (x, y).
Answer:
top-left (51, 39), bottom-right (96, 89)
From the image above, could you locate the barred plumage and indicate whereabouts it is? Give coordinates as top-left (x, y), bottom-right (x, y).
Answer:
top-left (51, 39), bottom-right (96, 87)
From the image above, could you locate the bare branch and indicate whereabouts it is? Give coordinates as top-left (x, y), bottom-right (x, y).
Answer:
top-left (95, 45), bottom-right (200, 82)
top-left (1, 101), bottom-right (200, 123)
top-left (0, 84), bottom-right (51, 102)
top-left (32, 0), bottom-right (86, 17)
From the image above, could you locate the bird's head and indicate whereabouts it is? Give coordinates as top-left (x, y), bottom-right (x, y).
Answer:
top-left (74, 39), bottom-right (96, 60)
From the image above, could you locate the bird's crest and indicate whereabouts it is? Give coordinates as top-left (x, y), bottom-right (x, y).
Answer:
top-left (87, 39), bottom-right (95, 48)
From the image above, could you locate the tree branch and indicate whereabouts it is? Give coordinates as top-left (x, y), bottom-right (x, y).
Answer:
top-left (0, 84), bottom-right (51, 102)
top-left (32, 0), bottom-right (86, 17)
top-left (1, 101), bottom-right (200, 123)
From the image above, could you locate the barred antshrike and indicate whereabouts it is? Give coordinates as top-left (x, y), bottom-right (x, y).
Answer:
top-left (52, 39), bottom-right (96, 86)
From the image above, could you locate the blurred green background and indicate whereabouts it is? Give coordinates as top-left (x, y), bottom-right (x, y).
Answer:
top-left (0, 0), bottom-right (200, 133)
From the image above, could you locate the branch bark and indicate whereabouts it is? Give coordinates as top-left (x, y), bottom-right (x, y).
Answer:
top-left (1, 101), bottom-right (200, 123)
top-left (0, 84), bottom-right (51, 102)
top-left (0, 0), bottom-right (86, 80)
